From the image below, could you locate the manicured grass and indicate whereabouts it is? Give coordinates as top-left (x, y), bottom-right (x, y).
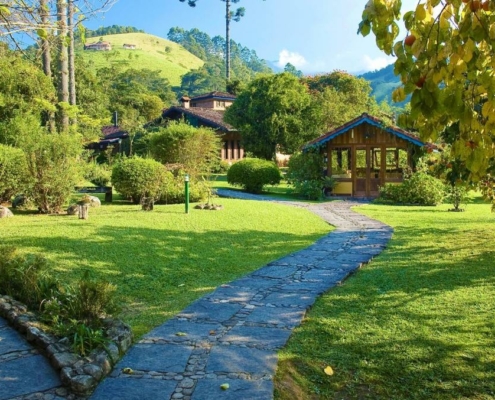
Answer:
top-left (1, 199), bottom-right (331, 338)
top-left (78, 33), bottom-right (204, 86)
top-left (275, 197), bottom-right (495, 400)
top-left (210, 173), bottom-right (320, 202)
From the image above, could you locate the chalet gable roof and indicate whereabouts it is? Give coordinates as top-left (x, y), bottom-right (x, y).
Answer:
top-left (161, 106), bottom-right (236, 132)
top-left (190, 91), bottom-right (236, 102)
top-left (305, 113), bottom-right (425, 149)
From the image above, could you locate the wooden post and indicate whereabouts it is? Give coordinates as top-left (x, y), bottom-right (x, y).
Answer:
top-left (78, 204), bottom-right (89, 220)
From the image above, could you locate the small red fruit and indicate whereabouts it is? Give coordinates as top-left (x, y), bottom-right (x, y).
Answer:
top-left (447, 163), bottom-right (453, 168)
top-left (404, 35), bottom-right (416, 46)
top-left (416, 76), bottom-right (426, 88)
top-left (482, 0), bottom-right (490, 11)
top-left (471, 0), bottom-right (481, 11)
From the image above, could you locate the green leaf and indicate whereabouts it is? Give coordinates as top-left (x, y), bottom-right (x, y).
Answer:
top-left (36, 29), bottom-right (48, 39)
top-left (415, 4), bottom-right (427, 21)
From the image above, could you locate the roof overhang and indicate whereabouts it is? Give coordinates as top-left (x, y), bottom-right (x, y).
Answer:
top-left (304, 113), bottom-right (426, 149)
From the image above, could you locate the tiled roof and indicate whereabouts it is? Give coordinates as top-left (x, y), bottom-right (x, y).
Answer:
top-left (190, 91), bottom-right (237, 102)
top-left (305, 113), bottom-right (425, 148)
top-left (162, 106), bottom-right (236, 132)
top-left (101, 126), bottom-right (129, 140)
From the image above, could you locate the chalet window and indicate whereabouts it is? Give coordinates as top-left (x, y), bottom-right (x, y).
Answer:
top-left (224, 141), bottom-right (229, 160)
top-left (331, 147), bottom-right (352, 178)
top-left (216, 101), bottom-right (226, 108)
top-left (385, 148), bottom-right (408, 179)
top-left (237, 141), bottom-right (242, 159)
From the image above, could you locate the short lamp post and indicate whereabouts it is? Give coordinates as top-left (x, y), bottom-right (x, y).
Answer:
top-left (184, 174), bottom-right (190, 214)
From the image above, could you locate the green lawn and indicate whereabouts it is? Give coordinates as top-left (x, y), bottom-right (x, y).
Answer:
top-left (275, 197), bottom-right (495, 399)
top-left (1, 198), bottom-right (331, 338)
top-left (210, 173), bottom-right (319, 202)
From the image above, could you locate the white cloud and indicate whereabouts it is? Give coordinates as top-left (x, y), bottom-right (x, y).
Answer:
top-left (277, 49), bottom-right (308, 69)
top-left (362, 55), bottom-right (395, 72)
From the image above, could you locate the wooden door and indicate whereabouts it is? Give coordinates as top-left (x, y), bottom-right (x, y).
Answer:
top-left (354, 147), bottom-right (382, 197)
top-left (354, 148), bottom-right (367, 197)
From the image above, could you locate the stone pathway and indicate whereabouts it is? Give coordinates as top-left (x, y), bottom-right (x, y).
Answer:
top-left (91, 193), bottom-right (392, 400)
top-left (0, 316), bottom-right (65, 400)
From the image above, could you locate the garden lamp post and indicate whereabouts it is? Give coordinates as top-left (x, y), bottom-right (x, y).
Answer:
top-left (185, 174), bottom-right (190, 214)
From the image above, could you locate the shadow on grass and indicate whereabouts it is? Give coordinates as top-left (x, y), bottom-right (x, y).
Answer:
top-left (2, 222), bottom-right (327, 336)
top-left (276, 212), bottom-right (495, 399)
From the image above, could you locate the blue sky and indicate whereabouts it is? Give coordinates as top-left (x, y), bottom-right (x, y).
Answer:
top-left (85, 0), bottom-right (419, 75)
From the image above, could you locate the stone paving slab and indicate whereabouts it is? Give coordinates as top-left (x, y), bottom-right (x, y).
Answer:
top-left (278, 280), bottom-right (342, 294)
top-left (227, 276), bottom-right (280, 289)
top-left (0, 328), bottom-right (32, 355)
top-left (192, 378), bottom-right (273, 400)
top-left (262, 292), bottom-right (315, 308)
top-left (219, 325), bottom-right (292, 349)
top-left (252, 265), bottom-right (298, 279)
top-left (177, 300), bottom-right (243, 322)
top-left (0, 355), bottom-right (61, 400)
top-left (245, 307), bottom-right (305, 328)
top-left (206, 346), bottom-right (277, 374)
top-left (117, 343), bottom-right (193, 373)
top-left (91, 377), bottom-right (177, 400)
top-left (301, 268), bottom-right (348, 283)
top-left (205, 287), bottom-right (258, 303)
top-left (143, 320), bottom-right (222, 343)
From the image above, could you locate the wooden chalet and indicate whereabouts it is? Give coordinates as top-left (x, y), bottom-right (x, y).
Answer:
top-left (305, 113), bottom-right (428, 198)
top-left (161, 92), bottom-right (244, 162)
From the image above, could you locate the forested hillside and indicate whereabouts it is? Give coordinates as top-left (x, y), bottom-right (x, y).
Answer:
top-left (359, 64), bottom-right (407, 107)
top-left (167, 27), bottom-right (273, 96)
top-left (77, 26), bottom-right (274, 96)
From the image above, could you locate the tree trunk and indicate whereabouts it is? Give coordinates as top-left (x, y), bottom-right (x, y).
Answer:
top-left (39, 0), bottom-right (56, 133)
top-left (225, 0), bottom-right (230, 81)
top-left (68, 0), bottom-right (76, 109)
top-left (39, 0), bottom-right (52, 79)
top-left (57, 0), bottom-right (69, 132)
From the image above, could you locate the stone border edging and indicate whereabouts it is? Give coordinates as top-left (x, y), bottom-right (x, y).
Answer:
top-left (0, 295), bottom-right (133, 396)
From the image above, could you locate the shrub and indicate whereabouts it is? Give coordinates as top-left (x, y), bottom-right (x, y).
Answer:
top-left (286, 151), bottom-right (335, 200)
top-left (84, 162), bottom-right (112, 187)
top-left (19, 132), bottom-right (83, 213)
top-left (227, 158), bottom-right (281, 193)
top-left (0, 144), bottom-right (30, 203)
top-left (210, 160), bottom-right (231, 174)
top-left (0, 246), bottom-right (119, 355)
top-left (0, 246), bottom-right (57, 309)
top-left (445, 184), bottom-right (468, 211)
top-left (147, 121), bottom-right (221, 178)
top-left (112, 156), bottom-right (171, 203)
top-left (158, 174), bottom-right (209, 204)
top-left (378, 172), bottom-right (445, 205)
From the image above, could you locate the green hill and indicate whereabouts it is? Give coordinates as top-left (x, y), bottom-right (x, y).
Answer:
top-left (359, 63), bottom-right (408, 108)
top-left (78, 32), bottom-right (204, 87)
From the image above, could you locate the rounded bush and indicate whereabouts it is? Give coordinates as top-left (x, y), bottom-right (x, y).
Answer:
top-left (378, 172), bottom-right (445, 206)
top-left (112, 157), bottom-right (171, 203)
top-left (158, 175), bottom-right (209, 204)
top-left (0, 144), bottom-right (29, 202)
top-left (227, 158), bottom-right (281, 194)
top-left (84, 162), bottom-right (112, 187)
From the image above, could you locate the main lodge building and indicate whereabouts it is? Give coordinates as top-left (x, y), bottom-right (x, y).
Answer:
top-left (161, 91), bottom-right (244, 163)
